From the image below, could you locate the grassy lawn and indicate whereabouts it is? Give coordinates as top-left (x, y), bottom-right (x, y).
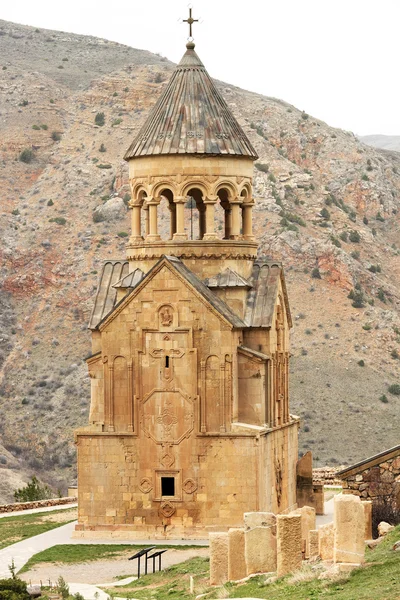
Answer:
top-left (18, 543), bottom-right (207, 574)
top-left (0, 508), bottom-right (76, 551)
top-left (103, 525), bottom-right (400, 600)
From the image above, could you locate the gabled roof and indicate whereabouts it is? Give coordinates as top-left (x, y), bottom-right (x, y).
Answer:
top-left (204, 268), bottom-right (252, 289)
top-left (244, 260), bottom-right (292, 328)
top-left (88, 260), bottom-right (129, 330)
top-left (337, 443), bottom-right (400, 479)
top-left (95, 256), bottom-right (247, 331)
top-left (112, 268), bottom-right (145, 289)
top-left (124, 42), bottom-right (258, 160)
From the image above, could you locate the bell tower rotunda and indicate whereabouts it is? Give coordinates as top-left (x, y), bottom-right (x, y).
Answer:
top-left (124, 39), bottom-right (258, 280)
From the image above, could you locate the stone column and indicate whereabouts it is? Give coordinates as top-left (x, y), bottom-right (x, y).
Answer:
top-left (203, 196), bottom-right (218, 240)
top-left (224, 205), bottom-right (232, 239)
top-left (244, 512), bottom-right (277, 575)
top-left (228, 528), bottom-right (246, 581)
top-left (143, 204), bottom-right (149, 238)
top-left (333, 494), bottom-right (365, 564)
top-left (146, 197), bottom-right (161, 241)
top-left (292, 505), bottom-right (316, 559)
top-left (277, 514), bottom-right (302, 577)
top-left (209, 532), bottom-right (229, 585)
top-left (230, 198), bottom-right (242, 239)
top-left (242, 201), bottom-right (255, 240)
top-left (173, 196), bottom-right (188, 241)
top-left (199, 206), bottom-right (206, 239)
top-left (129, 202), bottom-right (142, 242)
top-left (319, 522), bottom-right (334, 560)
top-left (362, 500), bottom-right (372, 540)
top-left (168, 202), bottom-right (176, 240)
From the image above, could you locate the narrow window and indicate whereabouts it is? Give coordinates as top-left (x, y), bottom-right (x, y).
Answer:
top-left (165, 355), bottom-right (170, 368)
top-left (161, 477), bottom-right (175, 496)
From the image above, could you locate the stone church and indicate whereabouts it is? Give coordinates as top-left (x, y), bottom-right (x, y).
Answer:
top-left (75, 37), bottom-right (299, 539)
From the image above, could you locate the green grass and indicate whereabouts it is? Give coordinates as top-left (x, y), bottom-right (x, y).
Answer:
top-left (0, 508), bottom-right (76, 551)
top-left (104, 526), bottom-right (400, 600)
top-left (19, 543), bottom-right (207, 574)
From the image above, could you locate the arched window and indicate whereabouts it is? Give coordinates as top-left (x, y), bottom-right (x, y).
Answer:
top-left (158, 188), bottom-right (176, 240)
top-left (185, 187), bottom-right (205, 240)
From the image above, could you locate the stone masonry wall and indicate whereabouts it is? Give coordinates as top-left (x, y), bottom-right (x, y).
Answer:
top-left (0, 497), bottom-right (77, 513)
top-left (341, 455), bottom-right (400, 511)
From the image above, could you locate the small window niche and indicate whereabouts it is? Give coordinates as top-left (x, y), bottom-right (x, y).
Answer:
top-left (155, 470), bottom-right (181, 501)
top-left (161, 476), bottom-right (175, 497)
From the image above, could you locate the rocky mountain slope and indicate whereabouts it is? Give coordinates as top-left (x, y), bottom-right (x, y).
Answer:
top-left (0, 19), bottom-right (399, 501)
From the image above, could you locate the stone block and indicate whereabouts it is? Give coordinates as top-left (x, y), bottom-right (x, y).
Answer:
top-left (292, 505), bottom-right (316, 558)
top-left (276, 514), bottom-right (302, 577)
top-left (244, 513), bottom-right (277, 575)
top-left (228, 528), bottom-right (246, 581)
top-left (362, 501), bottom-right (372, 540)
top-left (209, 532), bottom-right (229, 585)
top-left (309, 529), bottom-right (319, 559)
top-left (334, 494), bottom-right (365, 564)
top-left (319, 522), bottom-right (334, 560)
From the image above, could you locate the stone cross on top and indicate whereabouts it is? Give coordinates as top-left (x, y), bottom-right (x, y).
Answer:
top-left (183, 6), bottom-right (199, 39)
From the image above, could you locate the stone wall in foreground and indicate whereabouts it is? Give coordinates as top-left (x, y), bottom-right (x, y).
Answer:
top-left (0, 496), bottom-right (77, 514)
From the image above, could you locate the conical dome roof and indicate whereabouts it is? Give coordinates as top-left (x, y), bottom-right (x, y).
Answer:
top-left (124, 42), bottom-right (258, 160)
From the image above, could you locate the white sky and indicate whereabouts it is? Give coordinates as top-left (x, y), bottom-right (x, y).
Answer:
top-left (1, 0), bottom-right (399, 136)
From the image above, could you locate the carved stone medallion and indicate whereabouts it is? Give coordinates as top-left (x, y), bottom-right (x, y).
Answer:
top-left (183, 478), bottom-right (197, 494)
top-left (139, 478), bottom-right (153, 494)
top-left (160, 501), bottom-right (175, 518)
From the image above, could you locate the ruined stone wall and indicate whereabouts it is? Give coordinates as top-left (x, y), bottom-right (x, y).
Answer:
top-left (341, 455), bottom-right (400, 511)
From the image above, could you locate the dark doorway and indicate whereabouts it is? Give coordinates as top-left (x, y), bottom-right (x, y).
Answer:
top-left (161, 477), bottom-right (175, 496)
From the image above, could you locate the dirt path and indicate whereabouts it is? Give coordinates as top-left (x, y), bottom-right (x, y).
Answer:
top-left (19, 547), bottom-right (210, 585)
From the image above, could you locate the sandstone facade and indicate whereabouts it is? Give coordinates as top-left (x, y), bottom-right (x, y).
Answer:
top-left (75, 36), bottom-right (299, 540)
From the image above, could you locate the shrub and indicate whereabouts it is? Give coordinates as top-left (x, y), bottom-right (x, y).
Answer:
top-left (311, 267), bottom-right (321, 279)
top-left (379, 394), bottom-right (388, 403)
top-left (19, 149), bottom-right (34, 163)
top-left (268, 173), bottom-right (276, 183)
top-left (96, 163), bottom-right (112, 169)
top-left (95, 112), bottom-right (105, 126)
top-left (32, 124), bottom-right (40, 130)
top-left (40, 124), bottom-right (48, 130)
top-left (49, 217), bottom-right (66, 225)
top-left (388, 384), bottom-right (400, 396)
top-left (117, 231), bottom-right (128, 238)
top-left (99, 143), bottom-right (106, 153)
top-left (357, 359), bottom-right (365, 367)
top-left (351, 250), bottom-right (360, 260)
top-left (349, 230), bottom-right (360, 243)
top-left (11, 209), bottom-right (19, 216)
top-left (376, 212), bottom-right (385, 222)
top-left (330, 236), bottom-right (341, 248)
top-left (320, 207), bottom-right (330, 219)
top-left (92, 211), bottom-right (105, 223)
top-left (377, 288), bottom-right (386, 303)
top-left (111, 118), bottom-right (122, 127)
top-left (51, 131), bottom-right (62, 141)
top-left (255, 163), bottom-right (269, 173)
top-left (391, 349), bottom-right (399, 360)
top-left (0, 578), bottom-right (30, 600)
top-left (352, 291), bottom-right (365, 308)
top-left (14, 476), bottom-right (53, 502)
top-left (362, 323), bottom-right (371, 331)
top-left (372, 228), bottom-right (377, 236)
top-left (361, 173), bottom-right (369, 181)
top-left (19, 100), bottom-right (29, 106)
top-left (363, 216), bottom-right (369, 224)
top-left (339, 231), bottom-right (348, 242)
top-left (47, 199), bottom-right (54, 206)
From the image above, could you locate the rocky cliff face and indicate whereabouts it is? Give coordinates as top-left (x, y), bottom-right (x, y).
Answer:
top-left (0, 19), bottom-right (399, 501)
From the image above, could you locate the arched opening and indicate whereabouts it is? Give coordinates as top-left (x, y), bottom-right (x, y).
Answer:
top-left (137, 190), bottom-right (148, 239)
top-left (185, 187), bottom-right (205, 240)
top-left (217, 187), bottom-right (232, 239)
top-left (158, 188), bottom-right (175, 240)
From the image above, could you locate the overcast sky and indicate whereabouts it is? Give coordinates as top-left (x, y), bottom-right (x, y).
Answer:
top-left (1, 0), bottom-right (399, 136)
